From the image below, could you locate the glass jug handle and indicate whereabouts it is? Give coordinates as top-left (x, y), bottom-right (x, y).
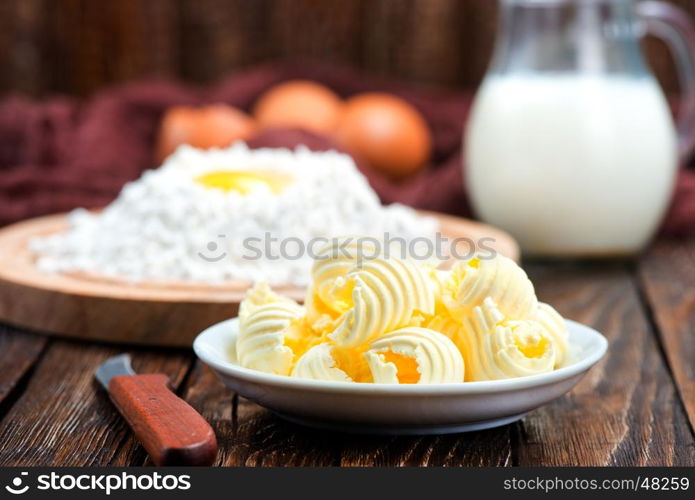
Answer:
top-left (638, 1), bottom-right (695, 163)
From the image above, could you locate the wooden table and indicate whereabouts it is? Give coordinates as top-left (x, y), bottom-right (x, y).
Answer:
top-left (0, 239), bottom-right (694, 467)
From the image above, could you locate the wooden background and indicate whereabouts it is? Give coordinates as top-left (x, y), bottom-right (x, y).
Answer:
top-left (0, 0), bottom-right (694, 98)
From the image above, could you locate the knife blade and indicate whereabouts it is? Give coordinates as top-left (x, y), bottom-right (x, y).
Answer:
top-left (96, 354), bottom-right (217, 466)
top-left (95, 354), bottom-right (136, 389)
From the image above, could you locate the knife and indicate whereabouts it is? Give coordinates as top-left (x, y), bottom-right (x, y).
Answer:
top-left (96, 354), bottom-right (217, 466)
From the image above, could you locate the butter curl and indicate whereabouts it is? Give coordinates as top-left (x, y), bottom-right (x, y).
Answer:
top-left (441, 254), bottom-right (537, 319)
top-left (291, 343), bottom-right (353, 382)
top-left (429, 298), bottom-right (555, 381)
top-left (237, 300), bottom-right (304, 376)
top-left (366, 327), bottom-right (464, 384)
top-left (535, 302), bottom-right (569, 366)
top-left (329, 257), bottom-right (435, 347)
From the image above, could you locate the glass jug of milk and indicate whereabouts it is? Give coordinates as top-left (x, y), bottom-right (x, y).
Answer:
top-left (466, 0), bottom-right (695, 256)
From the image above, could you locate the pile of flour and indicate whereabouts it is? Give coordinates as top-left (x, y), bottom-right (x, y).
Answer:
top-left (31, 144), bottom-right (436, 285)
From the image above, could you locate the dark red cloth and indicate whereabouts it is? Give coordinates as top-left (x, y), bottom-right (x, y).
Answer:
top-left (1, 60), bottom-right (693, 235)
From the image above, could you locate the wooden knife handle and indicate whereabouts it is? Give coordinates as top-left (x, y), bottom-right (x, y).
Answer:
top-left (108, 374), bottom-right (217, 466)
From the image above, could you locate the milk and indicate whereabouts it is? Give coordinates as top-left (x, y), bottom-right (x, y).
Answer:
top-left (466, 75), bottom-right (678, 256)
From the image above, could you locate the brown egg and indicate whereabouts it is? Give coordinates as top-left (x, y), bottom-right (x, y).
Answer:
top-left (253, 80), bottom-right (344, 134)
top-left (334, 93), bottom-right (432, 181)
top-left (156, 104), bottom-right (256, 163)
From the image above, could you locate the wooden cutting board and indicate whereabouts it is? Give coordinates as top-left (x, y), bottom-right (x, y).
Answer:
top-left (0, 211), bottom-right (519, 347)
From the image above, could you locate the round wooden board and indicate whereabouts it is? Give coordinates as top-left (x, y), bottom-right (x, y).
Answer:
top-left (0, 211), bottom-right (519, 347)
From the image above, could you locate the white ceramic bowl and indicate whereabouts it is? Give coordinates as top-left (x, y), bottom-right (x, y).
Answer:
top-left (194, 318), bottom-right (607, 435)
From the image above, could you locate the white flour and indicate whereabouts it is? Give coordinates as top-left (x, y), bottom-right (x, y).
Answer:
top-left (31, 144), bottom-right (436, 285)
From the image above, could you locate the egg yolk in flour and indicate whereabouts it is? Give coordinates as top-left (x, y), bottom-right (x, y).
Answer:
top-left (195, 170), bottom-right (290, 194)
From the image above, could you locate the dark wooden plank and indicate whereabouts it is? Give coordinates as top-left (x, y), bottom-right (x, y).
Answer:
top-left (337, 427), bottom-right (510, 466)
top-left (637, 238), bottom-right (695, 435)
top-left (0, 0), bottom-right (47, 96)
top-left (0, 339), bottom-right (192, 466)
top-left (517, 261), bottom-right (695, 466)
top-left (0, 325), bottom-right (47, 408)
top-left (181, 361), bottom-right (339, 466)
top-left (0, 0), bottom-right (685, 97)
